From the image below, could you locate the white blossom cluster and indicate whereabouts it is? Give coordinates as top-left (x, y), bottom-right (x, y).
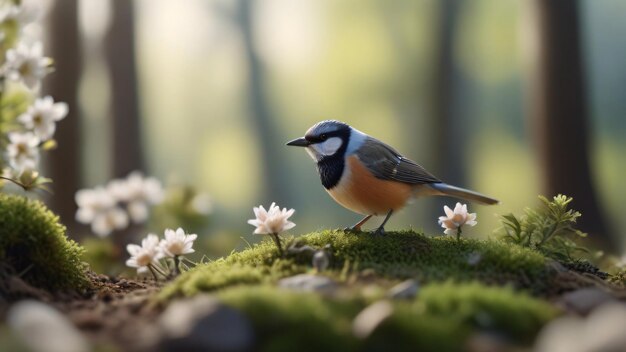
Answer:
top-left (126, 228), bottom-right (197, 277)
top-left (75, 172), bottom-right (164, 237)
top-left (0, 0), bottom-right (68, 183)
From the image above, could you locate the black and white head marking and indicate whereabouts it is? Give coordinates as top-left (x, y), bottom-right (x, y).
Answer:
top-left (300, 120), bottom-right (367, 189)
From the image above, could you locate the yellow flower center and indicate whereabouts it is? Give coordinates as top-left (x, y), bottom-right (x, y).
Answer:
top-left (16, 143), bottom-right (28, 155)
top-left (18, 62), bottom-right (32, 77)
top-left (166, 241), bottom-right (184, 255)
top-left (136, 252), bottom-right (153, 267)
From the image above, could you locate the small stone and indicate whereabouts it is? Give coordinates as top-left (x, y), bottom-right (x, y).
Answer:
top-left (352, 300), bottom-right (394, 339)
top-left (387, 279), bottom-right (419, 300)
top-left (278, 274), bottom-right (337, 293)
top-left (535, 303), bottom-right (626, 352)
top-left (467, 252), bottom-right (482, 266)
top-left (312, 250), bottom-right (330, 272)
top-left (7, 300), bottom-right (90, 352)
top-left (159, 295), bottom-right (255, 352)
top-left (560, 287), bottom-right (616, 315)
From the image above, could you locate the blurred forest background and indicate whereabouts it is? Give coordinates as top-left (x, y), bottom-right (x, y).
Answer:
top-left (36, 0), bottom-right (625, 257)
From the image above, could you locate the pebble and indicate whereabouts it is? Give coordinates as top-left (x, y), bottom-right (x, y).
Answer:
top-left (278, 274), bottom-right (337, 293)
top-left (560, 287), bottom-right (617, 315)
top-left (7, 300), bottom-right (90, 352)
top-left (352, 300), bottom-right (394, 339)
top-left (386, 279), bottom-right (419, 300)
top-left (159, 295), bottom-right (255, 352)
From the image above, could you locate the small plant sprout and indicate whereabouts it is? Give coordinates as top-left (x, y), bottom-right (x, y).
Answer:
top-left (18, 96), bottom-right (68, 141)
top-left (497, 195), bottom-right (588, 261)
top-left (438, 202), bottom-right (477, 241)
top-left (126, 234), bottom-right (166, 280)
top-left (159, 227), bottom-right (197, 275)
top-left (247, 202), bottom-right (296, 256)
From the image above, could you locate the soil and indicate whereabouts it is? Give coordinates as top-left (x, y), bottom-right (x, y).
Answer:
top-left (1, 271), bottom-right (164, 351)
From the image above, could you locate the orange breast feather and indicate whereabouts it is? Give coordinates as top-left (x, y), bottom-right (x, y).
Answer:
top-left (327, 155), bottom-right (413, 215)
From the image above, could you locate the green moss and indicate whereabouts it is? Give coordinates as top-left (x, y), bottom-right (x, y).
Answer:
top-left (162, 230), bottom-right (553, 299)
top-left (216, 282), bottom-right (557, 352)
top-left (0, 194), bottom-right (90, 292)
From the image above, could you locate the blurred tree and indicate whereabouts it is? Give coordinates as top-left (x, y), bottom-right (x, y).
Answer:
top-left (430, 0), bottom-right (464, 187)
top-left (235, 0), bottom-right (288, 204)
top-left (46, 0), bottom-right (82, 235)
top-left (105, 0), bottom-right (143, 178)
top-left (527, 0), bottom-right (611, 247)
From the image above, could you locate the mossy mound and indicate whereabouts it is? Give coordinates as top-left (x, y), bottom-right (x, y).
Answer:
top-left (160, 230), bottom-right (567, 350)
top-left (0, 194), bottom-right (90, 292)
top-left (216, 281), bottom-right (557, 352)
top-left (162, 230), bottom-right (554, 299)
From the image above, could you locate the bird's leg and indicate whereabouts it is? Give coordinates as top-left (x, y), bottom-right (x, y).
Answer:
top-left (344, 215), bottom-right (373, 233)
top-left (373, 210), bottom-right (394, 236)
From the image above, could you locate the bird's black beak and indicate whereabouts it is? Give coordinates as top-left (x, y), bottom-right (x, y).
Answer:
top-left (286, 137), bottom-right (310, 147)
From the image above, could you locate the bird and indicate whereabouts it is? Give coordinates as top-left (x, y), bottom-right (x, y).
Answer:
top-left (286, 120), bottom-right (498, 235)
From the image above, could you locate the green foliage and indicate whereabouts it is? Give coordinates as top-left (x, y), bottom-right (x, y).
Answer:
top-left (161, 229), bottom-right (553, 299)
top-left (216, 282), bottom-right (557, 352)
top-left (0, 19), bottom-right (20, 56)
top-left (497, 195), bottom-right (588, 261)
top-left (0, 194), bottom-right (90, 291)
top-left (80, 237), bottom-right (123, 276)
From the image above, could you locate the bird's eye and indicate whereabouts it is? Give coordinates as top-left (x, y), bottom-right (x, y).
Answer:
top-left (320, 134), bottom-right (328, 141)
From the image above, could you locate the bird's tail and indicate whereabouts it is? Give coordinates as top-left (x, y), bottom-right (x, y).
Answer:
top-left (428, 182), bottom-right (499, 205)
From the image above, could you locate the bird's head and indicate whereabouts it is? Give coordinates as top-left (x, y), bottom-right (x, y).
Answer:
top-left (286, 120), bottom-right (354, 162)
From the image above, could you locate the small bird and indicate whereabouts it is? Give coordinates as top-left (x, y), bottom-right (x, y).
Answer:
top-left (286, 120), bottom-right (498, 235)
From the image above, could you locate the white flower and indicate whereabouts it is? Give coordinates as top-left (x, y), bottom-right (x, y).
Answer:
top-left (438, 202), bottom-right (477, 236)
top-left (4, 42), bottom-right (51, 90)
top-left (1, 0), bottom-right (41, 26)
top-left (126, 234), bottom-right (162, 274)
top-left (159, 228), bottom-right (197, 257)
top-left (18, 96), bottom-right (68, 140)
top-left (6, 132), bottom-right (39, 172)
top-left (108, 172), bottom-right (164, 223)
top-left (247, 202), bottom-right (296, 235)
top-left (75, 187), bottom-right (129, 237)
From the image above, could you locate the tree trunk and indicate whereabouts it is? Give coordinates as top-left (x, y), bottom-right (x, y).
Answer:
top-left (46, 0), bottom-right (82, 236)
top-left (426, 0), bottom-right (465, 224)
top-left (236, 0), bottom-right (288, 205)
top-left (431, 0), bottom-right (464, 186)
top-left (527, 0), bottom-right (611, 246)
top-left (105, 0), bottom-right (143, 178)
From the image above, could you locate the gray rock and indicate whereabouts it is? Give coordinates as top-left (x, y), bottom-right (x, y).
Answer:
top-left (387, 279), bottom-right (419, 300)
top-left (535, 302), bottom-right (626, 352)
top-left (312, 250), bottom-right (330, 272)
top-left (159, 295), bottom-right (255, 352)
top-left (561, 287), bottom-right (617, 315)
top-left (352, 300), bottom-right (393, 339)
top-left (278, 274), bottom-right (337, 293)
top-left (7, 300), bottom-right (90, 352)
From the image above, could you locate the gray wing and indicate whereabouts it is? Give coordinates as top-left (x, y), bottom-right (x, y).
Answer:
top-left (356, 137), bottom-right (441, 185)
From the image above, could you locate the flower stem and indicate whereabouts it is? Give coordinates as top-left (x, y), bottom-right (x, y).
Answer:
top-left (149, 263), bottom-right (168, 278)
top-left (173, 255), bottom-right (180, 276)
top-left (456, 226), bottom-right (462, 242)
top-left (147, 264), bottom-right (159, 281)
top-left (0, 176), bottom-right (29, 191)
top-left (270, 233), bottom-right (283, 256)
